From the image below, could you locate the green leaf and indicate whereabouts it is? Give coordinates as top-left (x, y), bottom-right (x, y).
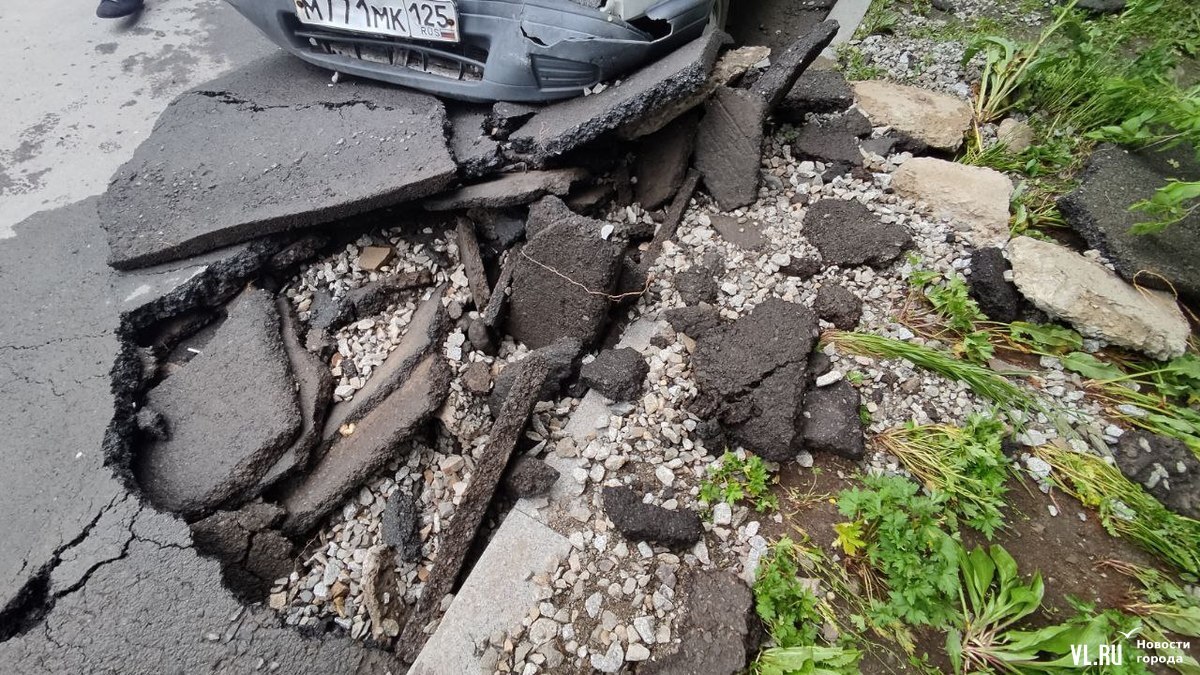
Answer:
top-left (1061, 352), bottom-right (1125, 381)
top-left (1009, 322), bottom-right (1084, 353)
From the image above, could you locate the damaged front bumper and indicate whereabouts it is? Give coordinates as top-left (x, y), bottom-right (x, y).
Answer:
top-left (224, 0), bottom-right (714, 102)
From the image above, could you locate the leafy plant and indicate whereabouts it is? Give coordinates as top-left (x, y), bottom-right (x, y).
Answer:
top-left (755, 538), bottom-right (826, 648)
top-left (877, 414), bottom-right (1011, 538)
top-left (755, 646), bottom-right (862, 675)
top-left (948, 545), bottom-right (1150, 673)
top-left (1007, 321), bottom-right (1084, 354)
top-left (1036, 445), bottom-right (1200, 575)
top-left (835, 475), bottom-right (962, 628)
top-left (699, 451), bottom-right (779, 513)
top-left (1132, 180), bottom-right (1200, 234)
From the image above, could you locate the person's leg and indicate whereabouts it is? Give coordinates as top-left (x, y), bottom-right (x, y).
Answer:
top-left (96, 0), bottom-right (144, 19)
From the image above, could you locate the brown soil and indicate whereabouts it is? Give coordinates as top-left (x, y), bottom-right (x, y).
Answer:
top-left (758, 453), bottom-right (1192, 673)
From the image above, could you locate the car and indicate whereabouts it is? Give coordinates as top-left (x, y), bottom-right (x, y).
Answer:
top-left (225, 0), bottom-right (729, 103)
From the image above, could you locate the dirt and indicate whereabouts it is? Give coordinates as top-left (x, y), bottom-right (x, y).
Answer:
top-left (758, 451), bottom-right (1189, 673)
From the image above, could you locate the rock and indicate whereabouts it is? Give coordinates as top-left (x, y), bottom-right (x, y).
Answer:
top-left (446, 103), bottom-right (503, 178)
top-left (1008, 236), bottom-right (1189, 360)
top-left (462, 362), bottom-right (493, 395)
top-left (580, 348), bottom-right (649, 401)
top-left (505, 457), bottom-right (561, 499)
top-left (801, 380), bottom-right (864, 459)
top-left (860, 136), bottom-right (898, 158)
top-left (793, 127), bottom-right (862, 168)
top-left (100, 55), bottom-right (457, 269)
top-left (1059, 144), bottom-right (1200, 302)
top-left (968, 247), bottom-right (1021, 322)
top-left (640, 570), bottom-right (756, 675)
top-left (1114, 431), bottom-right (1200, 520)
top-left (280, 352), bottom-right (451, 534)
top-left (778, 69), bottom-right (854, 120)
top-left (396, 355), bottom-right (554, 662)
top-left (932, 0), bottom-right (955, 10)
top-left (136, 288), bottom-right (301, 517)
top-left (695, 86), bottom-right (767, 211)
top-left (251, 297), bottom-right (336, 494)
top-left (425, 168), bottom-right (586, 211)
top-left (189, 503), bottom-right (293, 600)
top-left (691, 299), bottom-right (818, 461)
top-left (661, 304), bottom-right (724, 339)
top-left (508, 30), bottom-right (724, 165)
top-left (711, 213), bottom-right (766, 250)
top-left (602, 486), bottom-right (703, 548)
top-left (822, 108), bottom-right (874, 138)
top-left (814, 284), bottom-right (863, 329)
top-left (591, 642), bottom-right (625, 673)
top-left (851, 80), bottom-right (972, 152)
top-left (1078, 0), bottom-right (1126, 12)
top-left (626, 643), bottom-right (652, 662)
top-left (304, 271), bottom-right (434, 349)
top-left (322, 287), bottom-right (448, 438)
top-left (382, 487), bottom-right (423, 562)
top-left (749, 21), bottom-right (840, 110)
top-left (508, 197), bottom-right (625, 349)
top-left (781, 256), bottom-right (823, 279)
top-left (490, 338), bottom-right (582, 414)
top-left (675, 263), bottom-right (721, 305)
top-left (997, 118), bottom-right (1034, 154)
top-left (357, 246), bottom-right (394, 272)
top-left (803, 199), bottom-right (912, 268)
top-left (892, 157), bottom-right (1014, 247)
top-left (636, 110), bottom-right (700, 210)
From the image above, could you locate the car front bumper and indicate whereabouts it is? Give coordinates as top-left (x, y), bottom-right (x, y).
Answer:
top-left (224, 0), bottom-right (713, 102)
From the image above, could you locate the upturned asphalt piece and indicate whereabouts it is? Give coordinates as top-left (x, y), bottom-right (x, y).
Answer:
top-left (100, 54), bottom-right (458, 270)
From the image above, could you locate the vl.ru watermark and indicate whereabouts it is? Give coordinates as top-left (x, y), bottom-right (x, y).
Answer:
top-left (1070, 628), bottom-right (1192, 668)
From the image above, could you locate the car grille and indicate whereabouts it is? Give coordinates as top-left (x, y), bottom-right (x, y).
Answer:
top-left (530, 55), bottom-right (600, 89)
top-left (289, 21), bottom-right (488, 82)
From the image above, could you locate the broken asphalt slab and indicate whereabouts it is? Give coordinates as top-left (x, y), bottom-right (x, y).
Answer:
top-left (136, 287), bottom-right (303, 518)
top-left (0, 200), bottom-right (402, 672)
top-left (100, 54), bottom-right (458, 269)
top-left (425, 168), bottom-right (587, 211)
top-left (507, 29), bottom-right (726, 166)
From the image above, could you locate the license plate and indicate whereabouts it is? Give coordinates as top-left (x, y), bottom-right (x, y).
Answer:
top-left (293, 0), bottom-right (460, 43)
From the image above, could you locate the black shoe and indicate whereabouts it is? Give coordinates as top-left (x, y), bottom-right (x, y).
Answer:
top-left (96, 0), bottom-right (144, 18)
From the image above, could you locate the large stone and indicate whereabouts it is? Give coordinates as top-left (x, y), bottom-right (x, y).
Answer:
top-left (1114, 431), bottom-right (1200, 520)
top-left (100, 54), bottom-right (457, 269)
top-left (968, 247), bottom-right (1021, 323)
top-left (691, 299), bottom-right (818, 461)
top-left (750, 21), bottom-right (840, 110)
top-left (1008, 236), bottom-right (1190, 360)
top-left (801, 380), bottom-right (864, 459)
top-left (778, 68), bottom-right (854, 120)
top-left (580, 347), bottom-right (649, 401)
top-left (508, 29), bottom-right (724, 166)
top-left (641, 570), bottom-right (757, 675)
top-left (695, 86), bottom-right (768, 210)
top-left (892, 157), bottom-right (1014, 247)
top-left (602, 486), bottom-right (703, 548)
top-left (508, 198), bottom-right (625, 349)
top-left (281, 352), bottom-right (451, 534)
top-left (851, 80), bottom-right (972, 152)
top-left (322, 286), bottom-right (447, 439)
top-left (635, 110), bottom-right (700, 210)
top-left (1059, 144), bottom-right (1200, 302)
top-left (136, 288), bottom-right (301, 518)
top-left (424, 168), bottom-right (586, 211)
top-left (803, 199), bottom-right (913, 268)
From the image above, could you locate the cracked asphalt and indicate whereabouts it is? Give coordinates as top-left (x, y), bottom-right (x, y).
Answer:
top-left (0, 3), bottom-right (406, 671)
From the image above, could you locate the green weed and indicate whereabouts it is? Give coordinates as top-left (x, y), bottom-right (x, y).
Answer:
top-left (835, 475), bottom-right (962, 629)
top-left (699, 451), bottom-right (780, 513)
top-left (877, 414), bottom-right (1011, 538)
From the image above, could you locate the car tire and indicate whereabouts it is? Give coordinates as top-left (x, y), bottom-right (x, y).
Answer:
top-left (710, 0), bottom-right (729, 29)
